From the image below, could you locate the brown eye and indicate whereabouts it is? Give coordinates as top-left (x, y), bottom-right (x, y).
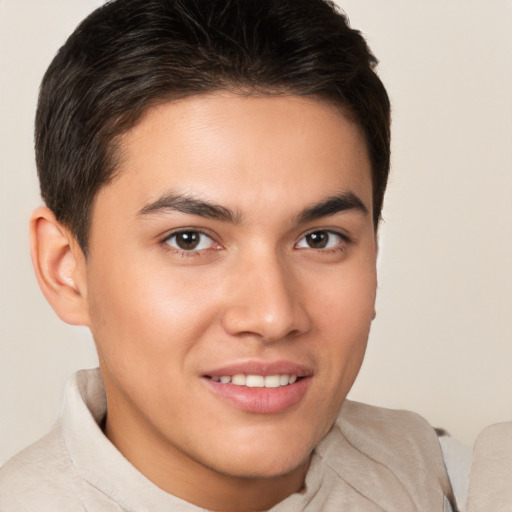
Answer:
top-left (175, 232), bottom-right (200, 250)
top-left (305, 231), bottom-right (329, 249)
top-left (296, 230), bottom-right (344, 250)
top-left (165, 231), bottom-right (214, 251)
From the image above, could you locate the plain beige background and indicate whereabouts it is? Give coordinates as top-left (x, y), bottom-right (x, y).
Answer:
top-left (1, 0), bottom-right (511, 465)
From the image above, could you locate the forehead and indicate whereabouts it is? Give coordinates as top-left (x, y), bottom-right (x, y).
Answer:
top-left (97, 93), bottom-right (373, 222)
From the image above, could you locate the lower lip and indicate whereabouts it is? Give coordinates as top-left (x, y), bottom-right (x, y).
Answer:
top-left (203, 377), bottom-right (311, 414)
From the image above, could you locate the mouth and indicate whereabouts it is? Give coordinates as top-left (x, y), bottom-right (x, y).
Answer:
top-left (207, 374), bottom-right (299, 388)
top-left (202, 362), bottom-right (312, 414)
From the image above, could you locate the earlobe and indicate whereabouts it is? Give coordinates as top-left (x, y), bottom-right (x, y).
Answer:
top-left (30, 207), bottom-right (90, 326)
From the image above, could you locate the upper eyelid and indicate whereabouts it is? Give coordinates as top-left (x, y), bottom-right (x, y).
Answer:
top-left (298, 227), bottom-right (350, 241)
top-left (161, 227), bottom-right (216, 243)
top-left (162, 230), bottom-right (220, 257)
top-left (294, 229), bottom-right (350, 252)
top-left (159, 227), bottom-right (350, 247)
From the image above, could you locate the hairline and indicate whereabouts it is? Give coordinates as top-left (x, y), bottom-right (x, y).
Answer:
top-left (81, 88), bottom-right (370, 256)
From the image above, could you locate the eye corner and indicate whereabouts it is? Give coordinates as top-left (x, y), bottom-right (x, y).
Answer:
top-left (161, 228), bottom-right (222, 255)
top-left (294, 229), bottom-right (350, 252)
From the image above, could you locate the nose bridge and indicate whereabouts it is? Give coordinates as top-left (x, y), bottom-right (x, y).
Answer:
top-left (221, 245), bottom-right (309, 341)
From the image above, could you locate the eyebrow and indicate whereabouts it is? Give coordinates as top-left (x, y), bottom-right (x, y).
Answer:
top-left (138, 193), bottom-right (240, 223)
top-left (138, 190), bottom-right (368, 225)
top-left (295, 192), bottom-right (369, 224)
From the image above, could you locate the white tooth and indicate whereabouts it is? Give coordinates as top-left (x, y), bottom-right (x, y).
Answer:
top-left (232, 374), bottom-right (246, 386)
top-left (212, 376), bottom-right (221, 382)
top-left (220, 376), bottom-right (231, 384)
top-left (279, 375), bottom-right (290, 386)
top-left (288, 375), bottom-right (297, 384)
top-left (264, 375), bottom-right (281, 388)
top-left (246, 375), bottom-right (264, 388)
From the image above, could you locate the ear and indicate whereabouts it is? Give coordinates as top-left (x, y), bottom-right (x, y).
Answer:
top-left (30, 207), bottom-right (90, 326)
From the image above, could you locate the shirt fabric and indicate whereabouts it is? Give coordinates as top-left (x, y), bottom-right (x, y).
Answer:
top-left (0, 369), bottom-right (456, 511)
top-left (466, 422), bottom-right (512, 512)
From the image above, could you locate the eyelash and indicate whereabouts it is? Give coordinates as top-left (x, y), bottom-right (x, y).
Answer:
top-left (160, 228), bottom-right (350, 257)
top-left (161, 229), bottom-right (220, 257)
top-left (295, 229), bottom-right (350, 253)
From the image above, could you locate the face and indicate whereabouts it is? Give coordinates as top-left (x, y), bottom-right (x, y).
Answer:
top-left (79, 93), bottom-right (377, 500)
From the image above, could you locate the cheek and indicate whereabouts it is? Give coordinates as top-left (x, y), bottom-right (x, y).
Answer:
top-left (307, 260), bottom-right (376, 390)
top-left (308, 259), bottom-right (377, 333)
top-left (85, 257), bottom-right (221, 371)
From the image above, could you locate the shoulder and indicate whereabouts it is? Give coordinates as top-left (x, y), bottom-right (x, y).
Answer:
top-left (313, 400), bottom-right (456, 511)
top-left (338, 399), bottom-right (437, 440)
top-left (334, 399), bottom-right (448, 469)
top-left (467, 422), bottom-right (512, 512)
top-left (0, 422), bottom-right (85, 511)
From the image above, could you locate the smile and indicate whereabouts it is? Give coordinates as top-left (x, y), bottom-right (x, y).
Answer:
top-left (203, 362), bottom-right (311, 414)
top-left (209, 374), bottom-right (298, 388)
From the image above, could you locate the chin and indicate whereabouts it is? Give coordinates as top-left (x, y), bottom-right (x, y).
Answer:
top-left (214, 455), bottom-right (310, 481)
top-left (204, 432), bottom-right (315, 480)
top-left (202, 406), bottom-right (336, 479)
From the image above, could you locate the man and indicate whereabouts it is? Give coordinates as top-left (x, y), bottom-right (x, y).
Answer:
top-left (0, 0), bottom-right (458, 510)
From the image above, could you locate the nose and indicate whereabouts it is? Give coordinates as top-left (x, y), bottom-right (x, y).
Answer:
top-left (221, 250), bottom-right (311, 342)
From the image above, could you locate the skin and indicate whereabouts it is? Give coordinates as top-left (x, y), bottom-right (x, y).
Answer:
top-left (31, 93), bottom-right (377, 511)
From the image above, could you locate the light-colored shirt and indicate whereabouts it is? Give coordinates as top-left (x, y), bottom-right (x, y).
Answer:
top-left (466, 422), bottom-right (512, 512)
top-left (0, 369), bottom-right (456, 511)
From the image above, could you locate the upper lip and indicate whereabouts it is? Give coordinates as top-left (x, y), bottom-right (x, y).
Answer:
top-left (202, 360), bottom-right (313, 378)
